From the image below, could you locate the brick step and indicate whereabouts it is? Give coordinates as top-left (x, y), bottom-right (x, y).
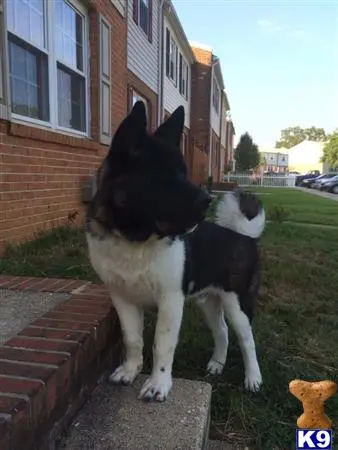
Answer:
top-left (58, 375), bottom-right (212, 450)
top-left (0, 277), bottom-right (122, 450)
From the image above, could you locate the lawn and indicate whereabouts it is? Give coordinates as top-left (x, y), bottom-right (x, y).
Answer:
top-left (248, 187), bottom-right (338, 227)
top-left (1, 189), bottom-right (338, 450)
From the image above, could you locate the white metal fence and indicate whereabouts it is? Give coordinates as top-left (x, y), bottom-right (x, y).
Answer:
top-left (224, 173), bottom-right (297, 188)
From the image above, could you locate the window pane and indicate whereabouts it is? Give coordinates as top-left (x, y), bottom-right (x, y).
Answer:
top-left (6, 0), bottom-right (15, 31)
top-left (8, 35), bottom-right (49, 121)
top-left (132, 91), bottom-right (148, 119)
top-left (30, 7), bottom-right (44, 48)
top-left (101, 82), bottom-right (110, 135)
top-left (56, 0), bottom-right (84, 71)
top-left (7, 0), bottom-right (45, 48)
top-left (140, 0), bottom-right (148, 34)
top-left (15, 1), bottom-right (30, 42)
top-left (57, 64), bottom-right (86, 132)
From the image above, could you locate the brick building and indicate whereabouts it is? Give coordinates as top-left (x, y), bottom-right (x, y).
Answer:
top-left (0, 0), bottom-right (128, 252)
top-left (189, 42), bottom-right (234, 183)
top-left (0, 0), bottom-right (235, 250)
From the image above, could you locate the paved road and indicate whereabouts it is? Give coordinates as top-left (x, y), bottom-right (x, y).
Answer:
top-left (298, 187), bottom-right (338, 201)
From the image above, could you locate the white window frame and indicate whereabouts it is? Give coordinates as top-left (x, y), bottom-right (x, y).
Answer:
top-left (0, 0), bottom-right (9, 119)
top-left (169, 37), bottom-right (177, 85)
top-left (5, 0), bottom-right (89, 137)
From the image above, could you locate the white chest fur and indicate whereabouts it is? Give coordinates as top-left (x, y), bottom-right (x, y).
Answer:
top-left (86, 233), bottom-right (185, 305)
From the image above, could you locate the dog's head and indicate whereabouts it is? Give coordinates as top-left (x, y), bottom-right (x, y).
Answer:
top-left (89, 101), bottom-right (211, 241)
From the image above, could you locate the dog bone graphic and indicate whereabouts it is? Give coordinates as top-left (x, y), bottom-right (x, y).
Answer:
top-left (289, 379), bottom-right (337, 429)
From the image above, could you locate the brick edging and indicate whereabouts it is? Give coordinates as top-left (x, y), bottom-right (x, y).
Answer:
top-left (0, 279), bottom-right (121, 450)
top-left (0, 275), bottom-right (93, 294)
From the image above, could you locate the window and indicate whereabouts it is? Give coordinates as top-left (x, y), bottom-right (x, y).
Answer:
top-left (179, 53), bottom-right (189, 99)
top-left (133, 0), bottom-right (153, 43)
top-left (139, 0), bottom-right (149, 34)
top-left (132, 90), bottom-right (149, 120)
top-left (212, 78), bottom-right (220, 114)
top-left (165, 29), bottom-right (178, 84)
top-left (6, 0), bottom-right (88, 134)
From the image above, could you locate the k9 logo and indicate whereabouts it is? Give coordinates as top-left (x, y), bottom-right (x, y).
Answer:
top-left (296, 429), bottom-right (332, 449)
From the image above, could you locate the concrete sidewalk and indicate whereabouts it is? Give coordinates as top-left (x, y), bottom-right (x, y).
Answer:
top-left (59, 375), bottom-right (212, 450)
top-left (0, 288), bottom-right (69, 344)
top-left (298, 187), bottom-right (338, 201)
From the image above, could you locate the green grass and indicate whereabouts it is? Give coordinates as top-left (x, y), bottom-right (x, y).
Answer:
top-left (1, 189), bottom-right (338, 449)
top-left (247, 187), bottom-right (338, 227)
top-left (0, 226), bottom-right (98, 282)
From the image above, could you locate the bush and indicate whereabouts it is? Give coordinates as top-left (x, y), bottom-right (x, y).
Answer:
top-left (268, 204), bottom-right (290, 223)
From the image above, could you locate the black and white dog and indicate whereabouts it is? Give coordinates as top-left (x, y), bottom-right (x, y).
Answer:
top-left (86, 102), bottom-right (265, 402)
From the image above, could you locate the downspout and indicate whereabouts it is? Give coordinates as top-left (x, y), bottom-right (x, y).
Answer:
top-left (157, 0), bottom-right (165, 126)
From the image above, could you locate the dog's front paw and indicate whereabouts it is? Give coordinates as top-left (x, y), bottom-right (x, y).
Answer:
top-left (109, 362), bottom-right (142, 385)
top-left (207, 359), bottom-right (224, 375)
top-left (244, 368), bottom-right (262, 392)
top-left (139, 373), bottom-right (172, 402)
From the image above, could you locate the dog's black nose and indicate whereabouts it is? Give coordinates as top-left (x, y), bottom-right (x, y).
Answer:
top-left (194, 190), bottom-right (212, 209)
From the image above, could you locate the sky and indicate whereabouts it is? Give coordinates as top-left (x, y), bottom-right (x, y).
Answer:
top-left (173, 0), bottom-right (338, 149)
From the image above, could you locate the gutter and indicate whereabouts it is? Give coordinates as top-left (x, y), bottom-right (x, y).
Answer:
top-left (157, 0), bottom-right (165, 126)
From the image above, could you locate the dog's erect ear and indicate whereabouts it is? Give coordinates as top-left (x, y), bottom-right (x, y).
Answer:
top-left (154, 106), bottom-right (185, 148)
top-left (108, 101), bottom-right (147, 162)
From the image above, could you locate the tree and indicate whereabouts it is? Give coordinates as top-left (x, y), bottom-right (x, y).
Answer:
top-left (234, 132), bottom-right (260, 171)
top-left (275, 126), bottom-right (326, 149)
top-left (321, 130), bottom-right (338, 169)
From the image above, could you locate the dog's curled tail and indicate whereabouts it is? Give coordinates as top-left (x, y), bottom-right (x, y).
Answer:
top-left (215, 190), bottom-right (265, 238)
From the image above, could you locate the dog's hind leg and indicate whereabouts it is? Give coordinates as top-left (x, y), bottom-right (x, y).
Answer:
top-left (220, 291), bottom-right (262, 392)
top-left (196, 294), bottom-right (229, 375)
top-left (109, 295), bottom-right (144, 385)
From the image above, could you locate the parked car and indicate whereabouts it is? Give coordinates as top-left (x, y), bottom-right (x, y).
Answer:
top-left (302, 173), bottom-right (330, 188)
top-left (320, 175), bottom-right (338, 193)
top-left (312, 173), bottom-right (338, 190)
top-left (295, 170), bottom-right (321, 186)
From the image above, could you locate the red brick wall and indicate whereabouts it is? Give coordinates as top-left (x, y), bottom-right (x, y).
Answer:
top-left (188, 47), bottom-right (214, 185)
top-left (0, 2), bottom-right (128, 252)
top-left (190, 47), bottom-right (212, 152)
top-left (186, 138), bottom-right (208, 185)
